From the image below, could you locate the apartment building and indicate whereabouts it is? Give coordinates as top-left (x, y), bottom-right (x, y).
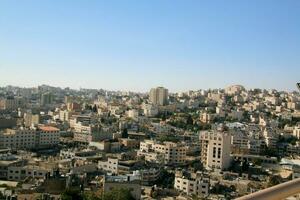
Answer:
top-left (138, 140), bottom-right (186, 165)
top-left (174, 171), bottom-right (210, 196)
top-left (293, 126), bottom-right (300, 139)
top-left (149, 87), bottom-right (168, 106)
top-left (0, 126), bottom-right (60, 150)
top-left (24, 113), bottom-right (40, 127)
top-left (7, 165), bottom-right (48, 181)
top-left (98, 157), bottom-right (119, 174)
top-left (0, 97), bottom-right (26, 110)
top-left (200, 131), bottom-right (231, 170)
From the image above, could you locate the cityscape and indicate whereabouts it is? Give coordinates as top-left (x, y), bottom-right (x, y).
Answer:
top-left (1, 1), bottom-right (300, 200)
top-left (0, 85), bottom-right (299, 200)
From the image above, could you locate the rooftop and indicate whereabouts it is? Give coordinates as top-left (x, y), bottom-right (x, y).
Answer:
top-left (38, 126), bottom-right (59, 132)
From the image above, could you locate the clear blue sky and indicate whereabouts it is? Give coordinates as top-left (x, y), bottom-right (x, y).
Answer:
top-left (0, 0), bottom-right (299, 92)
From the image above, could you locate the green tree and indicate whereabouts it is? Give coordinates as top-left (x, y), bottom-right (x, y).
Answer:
top-left (121, 128), bottom-right (128, 138)
top-left (103, 188), bottom-right (135, 200)
top-left (61, 188), bottom-right (83, 200)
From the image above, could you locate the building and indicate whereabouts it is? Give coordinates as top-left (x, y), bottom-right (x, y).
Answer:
top-left (138, 140), bottom-right (186, 165)
top-left (174, 171), bottom-right (210, 197)
top-left (103, 173), bottom-right (141, 200)
top-left (0, 126), bottom-right (60, 150)
top-left (143, 104), bottom-right (158, 117)
top-left (24, 113), bottom-right (40, 127)
top-left (0, 117), bottom-right (17, 129)
top-left (0, 154), bottom-right (24, 180)
top-left (149, 87), bottom-right (168, 106)
top-left (293, 126), bottom-right (300, 139)
top-left (59, 110), bottom-right (70, 122)
top-left (98, 157), bottom-right (119, 174)
top-left (73, 123), bottom-right (113, 143)
top-left (225, 85), bottom-right (245, 95)
top-left (7, 165), bottom-right (48, 181)
top-left (0, 97), bottom-right (26, 110)
top-left (40, 92), bottom-right (53, 106)
top-left (199, 131), bottom-right (231, 170)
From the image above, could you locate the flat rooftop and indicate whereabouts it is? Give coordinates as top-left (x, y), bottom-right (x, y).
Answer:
top-left (38, 126), bottom-right (59, 132)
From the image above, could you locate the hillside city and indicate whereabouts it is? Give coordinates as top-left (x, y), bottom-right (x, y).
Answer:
top-left (0, 84), bottom-right (300, 200)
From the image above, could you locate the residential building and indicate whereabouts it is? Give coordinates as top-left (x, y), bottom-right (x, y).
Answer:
top-left (174, 171), bottom-right (210, 197)
top-left (149, 87), bottom-right (168, 106)
top-left (199, 131), bottom-right (231, 170)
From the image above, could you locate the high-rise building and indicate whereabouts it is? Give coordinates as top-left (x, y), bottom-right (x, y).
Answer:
top-left (149, 87), bottom-right (168, 106)
top-left (199, 131), bottom-right (231, 170)
top-left (0, 97), bottom-right (26, 110)
top-left (40, 92), bottom-right (53, 106)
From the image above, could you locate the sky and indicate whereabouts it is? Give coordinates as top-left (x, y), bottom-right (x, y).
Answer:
top-left (0, 0), bottom-right (299, 92)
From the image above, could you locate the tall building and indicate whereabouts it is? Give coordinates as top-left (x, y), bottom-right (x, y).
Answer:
top-left (149, 87), bottom-right (168, 106)
top-left (40, 92), bottom-right (53, 106)
top-left (199, 131), bottom-right (231, 170)
top-left (0, 97), bottom-right (26, 110)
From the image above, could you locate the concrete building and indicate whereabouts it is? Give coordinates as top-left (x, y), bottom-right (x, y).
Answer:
top-left (149, 87), bottom-right (168, 106)
top-left (225, 85), bottom-right (245, 95)
top-left (103, 173), bottom-right (141, 200)
top-left (138, 140), bottom-right (186, 165)
top-left (73, 122), bottom-right (112, 143)
top-left (7, 165), bottom-right (48, 181)
top-left (40, 92), bottom-right (53, 106)
top-left (143, 104), bottom-right (158, 117)
top-left (0, 97), bottom-right (26, 110)
top-left (293, 126), bottom-right (300, 139)
top-left (0, 126), bottom-right (60, 150)
top-left (24, 113), bottom-right (40, 127)
top-left (174, 171), bottom-right (210, 197)
top-left (200, 131), bottom-right (231, 170)
top-left (98, 157), bottom-right (119, 174)
top-left (59, 110), bottom-right (70, 122)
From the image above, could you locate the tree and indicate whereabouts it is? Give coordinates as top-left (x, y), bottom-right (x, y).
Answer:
top-left (186, 114), bottom-right (193, 125)
top-left (61, 188), bottom-right (83, 200)
top-left (121, 128), bottom-right (128, 138)
top-left (102, 188), bottom-right (135, 200)
top-left (156, 169), bottom-right (175, 189)
top-left (92, 105), bottom-right (98, 113)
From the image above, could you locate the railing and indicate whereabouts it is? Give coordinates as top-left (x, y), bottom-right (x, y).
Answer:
top-left (236, 178), bottom-right (300, 200)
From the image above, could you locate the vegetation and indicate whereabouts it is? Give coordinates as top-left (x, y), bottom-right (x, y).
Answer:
top-left (155, 169), bottom-right (175, 189)
top-left (61, 188), bottom-right (134, 200)
top-left (157, 134), bottom-right (180, 143)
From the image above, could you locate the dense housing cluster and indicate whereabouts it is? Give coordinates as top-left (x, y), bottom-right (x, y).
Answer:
top-left (0, 84), bottom-right (300, 199)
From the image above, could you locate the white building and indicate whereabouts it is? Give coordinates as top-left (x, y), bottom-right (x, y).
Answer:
top-left (138, 140), bottom-right (186, 165)
top-left (0, 126), bottom-right (60, 150)
top-left (143, 104), bottom-right (158, 117)
top-left (98, 157), bottom-right (119, 174)
top-left (174, 171), bottom-right (210, 197)
top-left (200, 131), bottom-right (231, 170)
top-left (293, 126), bottom-right (300, 139)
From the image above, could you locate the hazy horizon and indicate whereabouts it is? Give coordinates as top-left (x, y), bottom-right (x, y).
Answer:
top-left (1, 83), bottom-right (299, 94)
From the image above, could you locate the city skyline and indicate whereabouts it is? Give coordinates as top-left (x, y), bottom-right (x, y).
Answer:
top-left (1, 0), bottom-right (300, 92)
